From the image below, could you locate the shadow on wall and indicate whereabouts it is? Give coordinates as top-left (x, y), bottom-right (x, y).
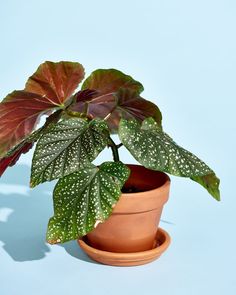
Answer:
top-left (0, 165), bottom-right (53, 261)
top-left (0, 164), bottom-right (94, 263)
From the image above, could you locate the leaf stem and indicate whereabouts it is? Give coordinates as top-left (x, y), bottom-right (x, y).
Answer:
top-left (84, 102), bottom-right (89, 116)
top-left (104, 112), bottom-right (112, 121)
top-left (103, 97), bottom-right (118, 121)
top-left (117, 143), bottom-right (123, 149)
top-left (108, 136), bottom-right (120, 162)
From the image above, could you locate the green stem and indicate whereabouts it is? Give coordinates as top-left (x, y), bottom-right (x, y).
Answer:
top-left (108, 136), bottom-right (120, 162)
top-left (117, 143), bottom-right (123, 149)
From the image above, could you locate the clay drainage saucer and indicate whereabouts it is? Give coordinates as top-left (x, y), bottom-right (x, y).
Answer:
top-left (78, 228), bottom-right (170, 266)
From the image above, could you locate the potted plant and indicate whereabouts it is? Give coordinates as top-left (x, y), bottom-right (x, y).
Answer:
top-left (0, 61), bottom-right (220, 266)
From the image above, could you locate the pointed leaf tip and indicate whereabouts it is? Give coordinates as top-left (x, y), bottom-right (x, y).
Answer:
top-left (119, 117), bottom-right (220, 200)
top-left (191, 173), bottom-right (221, 201)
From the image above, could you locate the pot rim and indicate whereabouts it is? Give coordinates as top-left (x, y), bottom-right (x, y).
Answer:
top-left (121, 164), bottom-right (171, 199)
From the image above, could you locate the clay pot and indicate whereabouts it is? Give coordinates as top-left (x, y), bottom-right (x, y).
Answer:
top-left (86, 164), bottom-right (170, 253)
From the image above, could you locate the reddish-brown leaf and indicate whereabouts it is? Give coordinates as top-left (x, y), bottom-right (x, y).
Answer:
top-left (71, 69), bottom-right (162, 131)
top-left (0, 61), bottom-right (84, 156)
top-left (72, 88), bottom-right (162, 131)
top-left (25, 61), bottom-right (85, 105)
top-left (81, 68), bottom-right (144, 95)
top-left (75, 89), bottom-right (98, 102)
top-left (0, 142), bottom-right (33, 177)
top-left (0, 127), bottom-right (44, 176)
top-left (0, 110), bottom-right (63, 176)
top-left (0, 91), bottom-right (54, 156)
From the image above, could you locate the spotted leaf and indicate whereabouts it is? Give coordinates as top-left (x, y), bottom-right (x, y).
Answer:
top-left (30, 118), bottom-right (109, 187)
top-left (46, 162), bottom-right (130, 244)
top-left (119, 117), bottom-right (220, 200)
top-left (191, 174), bottom-right (220, 201)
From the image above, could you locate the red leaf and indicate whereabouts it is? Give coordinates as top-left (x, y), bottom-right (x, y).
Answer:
top-left (0, 142), bottom-right (33, 177)
top-left (0, 110), bottom-right (62, 177)
top-left (81, 68), bottom-right (144, 95)
top-left (72, 88), bottom-right (162, 131)
top-left (72, 69), bottom-right (162, 131)
top-left (0, 91), bottom-right (54, 155)
top-left (25, 61), bottom-right (85, 105)
top-left (0, 61), bottom-right (85, 156)
top-left (75, 89), bottom-right (98, 102)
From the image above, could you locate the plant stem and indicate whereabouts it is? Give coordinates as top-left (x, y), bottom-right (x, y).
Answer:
top-left (117, 143), bottom-right (123, 149)
top-left (108, 136), bottom-right (120, 162)
top-left (84, 102), bottom-right (89, 116)
top-left (104, 112), bottom-right (112, 121)
top-left (103, 98), bottom-right (118, 121)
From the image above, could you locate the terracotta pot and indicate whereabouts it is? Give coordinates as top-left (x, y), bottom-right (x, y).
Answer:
top-left (86, 164), bottom-right (170, 253)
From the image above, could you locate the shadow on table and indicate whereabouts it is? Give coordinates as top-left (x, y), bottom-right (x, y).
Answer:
top-left (0, 164), bottom-right (96, 264)
top-left (59, 241), bottom-right (97, 264)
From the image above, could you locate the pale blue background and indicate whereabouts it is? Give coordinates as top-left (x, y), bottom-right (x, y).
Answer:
top-left (0, 0), bottom-right (235, 294)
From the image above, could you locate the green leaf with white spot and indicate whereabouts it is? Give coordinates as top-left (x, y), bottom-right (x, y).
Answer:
top-left (46, 162), bottom-right (130, 244)
top-left (30, 118), bottom-right (109, 187)
top-left (191, 173), bottom-right (220, 201)
top-left (119, 117), bottom-right (220, 200)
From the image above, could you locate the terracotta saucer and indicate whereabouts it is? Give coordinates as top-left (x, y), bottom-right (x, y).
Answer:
top-left (78, 228), bottom-right (171, 267)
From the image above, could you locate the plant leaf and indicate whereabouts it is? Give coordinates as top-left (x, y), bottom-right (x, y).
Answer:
top-left (46, 162), bottom-right (130, 244)
top-left (81, 68), bottom-right (144, 94)
top-left (71, 69), bottom-right (162, 131)
top-left (0, 91), bottom-right (55, 156)
top-left (0, 61), bottom-right (84, 157)
top-left (75, 89), bottom-right (99, 103)
top-left (30, 118), bottom-right (109, 187)
top-left (0, 129), bottom-right (42, 177)
top-left (191, 174), bottom-right (220, 201)
top-left (25, 61), bottom-right (85, 105)
top-left (73, 88), bottom-right (162, 131)
top-left (119, 117), bottom-right (220, 200)
top-left (112, 88), bottom-right (162, 130)
top-left (0, 110), bottom-right (62, 177)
